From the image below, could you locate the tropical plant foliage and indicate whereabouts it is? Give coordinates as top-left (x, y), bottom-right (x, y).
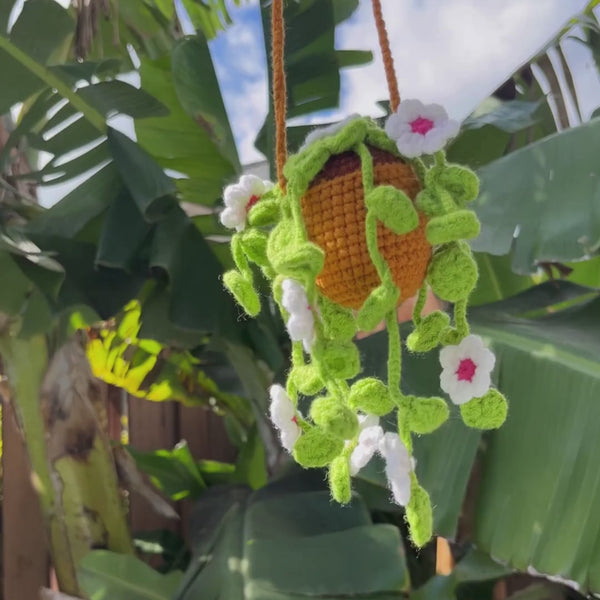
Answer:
top-left (0, 0), bottom-right (599, 599)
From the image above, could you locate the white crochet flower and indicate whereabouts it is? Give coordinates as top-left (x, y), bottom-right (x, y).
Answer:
top-left (348, 416), bottom-right (413, 507)
top-left (220, 174), bottom-right (273, 232)
top-left (379, 432), bottom-right (413, 506)
top-left (385, 99), bottom-right (460, 158)
top-left (269, 384), bottom-right (302, 452)
top-left (281, 278), bottom-right (315, 352)
top-left (439, 334), bottom-right (496, 405)
top-left (349, 414), bottom-right (383, 475)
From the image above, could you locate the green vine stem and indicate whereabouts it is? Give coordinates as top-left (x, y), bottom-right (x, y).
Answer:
top-left (385, 310), bottom-right (411, 451)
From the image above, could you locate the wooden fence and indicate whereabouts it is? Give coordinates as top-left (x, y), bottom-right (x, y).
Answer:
top-left (2, 387), bottom-right (234, 600)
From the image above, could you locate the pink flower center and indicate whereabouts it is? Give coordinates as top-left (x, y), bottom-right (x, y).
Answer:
top-left (245, 194), bottom-right (260, 212)
top-left (456, 358), bottom-right (477, 382)
top-left (410, 116), bottom-right (434, 135)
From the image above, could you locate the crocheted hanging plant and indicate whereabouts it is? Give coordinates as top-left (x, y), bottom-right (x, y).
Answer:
top-left (220, 103), bottom-right (508, 547)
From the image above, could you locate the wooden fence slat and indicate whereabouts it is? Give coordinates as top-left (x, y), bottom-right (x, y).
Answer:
top-left (178, 405), bottom-right (236, 540)
top-left (178, 406), bottom-right (235, 463)
top-left (127, 397), bottom-right (180, 536)
top-left (2, 400), bottom-right (48, 600)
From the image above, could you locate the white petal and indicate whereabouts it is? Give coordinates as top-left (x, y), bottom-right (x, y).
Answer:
top-left (423, 103), bottom-right (448, 122)
top-left (358, 413), bottom-right (380, 430)
top-left (385, 112), bottom-right (405, 139)
top-left (396, 99), bottom-right (426, 121)
top-left (238, 174), bottom-right (265, 197)
top-left (358, 425), bottom-right (384, 448)
top-left (477, 347), bottom-right (496, 373)
top-left (269, 384), bottom-right (295, 426)
top-left (396, 132), bottom-right (425, 158)
top-left (439, 344), bottom-right (461, 371)
top-left (389, 471), bottom-right (412, 506)
top-left (280, 423), bottom-right (301, 453)
top-left (350, 443), bottom-right (376, 475)
top-left (286, 312), bottom-right (314, 343)
top-left (421, 129), bottom-right (448, 154)
top-left (379, 432), bottom-right (412, 506)
top-left (302, 332), bottom-right (315, 353)
top-left (223, 184), bottom-right (248, 210)
top-left (220, 206), bottom-right (246, 230)
top-left (448, 380), bottom-right (477, 405)
top-left (470, 369), bottom-right (492, 399)
top-left (459, 334), bottom-right (487, 357)
top-left (281, 279), bottom-right (309, 313)
top-left (443, 118), bottom-right (460, 139)
top-left (440, 369), bottom-right (459, 396)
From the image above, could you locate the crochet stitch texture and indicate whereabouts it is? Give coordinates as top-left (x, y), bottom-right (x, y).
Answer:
top-left (301, 148), bottom-right (431, 309)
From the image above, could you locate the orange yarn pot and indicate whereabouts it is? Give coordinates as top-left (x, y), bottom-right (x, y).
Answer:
top-left (300, 147), bottom-right (432, 309)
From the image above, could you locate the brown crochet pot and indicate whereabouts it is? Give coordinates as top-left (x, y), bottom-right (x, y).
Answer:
top-left (300, 147), bottom-right (432, 309)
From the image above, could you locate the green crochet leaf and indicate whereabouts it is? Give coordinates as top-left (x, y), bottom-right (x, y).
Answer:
top-left (315, 339), bottom-right (361, 380)
top-left (407, 396), bottom-right (449, 434)
top-left (247, 196), bottom-right (280, 227)
top-left (318, 296), bottom-right (357, 341)
top-left (405, 474), bottom-right (433, 548)
top-left (329, 456), bottom-right (352, 504)
top-left (356, 279), bottom-right (399, 332)
top-left (426, 209), bottom-right (481, 245)
top-left (241, 229), bottom-right (269, 266)
top-left (223, 270), bottom-right (260, 316)
top-left (348, 378), bottom-right (395, 416)
top-left (293, 428), bottom-right (344, 468)
top-left (415, 188), bottom-right (444, 217)
top-left (289, 363), bottom-right (325, 396)
top-left (406, 311), bottom-right (450, 352)
top-left (427, 243), bottom-right (478, 303)
top-left (310, 397), bottom-right (358, 439)
top-left (434, 164), bottom-right (479, 205)
top-left (365, 185), bottom-right (419, 235)
top-left (268, 221), bottom-right (324, 280)
top-left (460, 389), bottom-right (508, 430)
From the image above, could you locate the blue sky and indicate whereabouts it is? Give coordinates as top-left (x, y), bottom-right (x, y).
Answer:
top-left (31, 0), bottom-right (600, 206)
top-left (206, 0), bottom-right (599, 164)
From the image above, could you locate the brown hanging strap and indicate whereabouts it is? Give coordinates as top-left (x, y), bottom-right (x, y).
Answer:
top-left (271, 0), bottom-right (400, 189)
top-left (271, 0), bottom-right (287, 190)
top-left (371, 0), bottom-right (400, 112)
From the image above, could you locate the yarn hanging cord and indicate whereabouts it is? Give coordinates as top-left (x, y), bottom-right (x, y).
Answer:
top-left (371, 0), bottom-right (400, 112)
top-left (271, 0), bottom-right (288, 190)
top-left (270, 0), bottom-right (400, 189)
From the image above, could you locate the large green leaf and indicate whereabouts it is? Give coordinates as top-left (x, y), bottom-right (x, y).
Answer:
top-left (136, 40), bottom-right (238, 207)
top-left (175, 481), bottom-right (408, 599)
top-left (468, 295), bottom-right (600, 593)
top-left (469, 252), bottom-right (536, 307)
top-left (127, 441), bottom-right (207, 501)
top-left (171, 35), bottom-right (240, 170)
top-left (79, 550), bottom-right (182, 600)
top-left (0, 0), bottom-right (74, 113)
top-left (472, 119), bottom-right (600, 273)
top-left (86, 300), bottom-right (253, 424)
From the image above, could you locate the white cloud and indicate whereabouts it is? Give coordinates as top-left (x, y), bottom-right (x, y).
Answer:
top-left (216, 0), bottom-right (596, 165)
top-left (336, 0), bottom-right (590, 121)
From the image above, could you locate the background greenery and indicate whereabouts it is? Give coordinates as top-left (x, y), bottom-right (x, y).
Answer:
top-left (0, 0), bottom-right (599, 599)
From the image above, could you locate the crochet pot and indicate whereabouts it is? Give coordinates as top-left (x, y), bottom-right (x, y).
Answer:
top-left (301, 146), bottom-right (431, 309)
